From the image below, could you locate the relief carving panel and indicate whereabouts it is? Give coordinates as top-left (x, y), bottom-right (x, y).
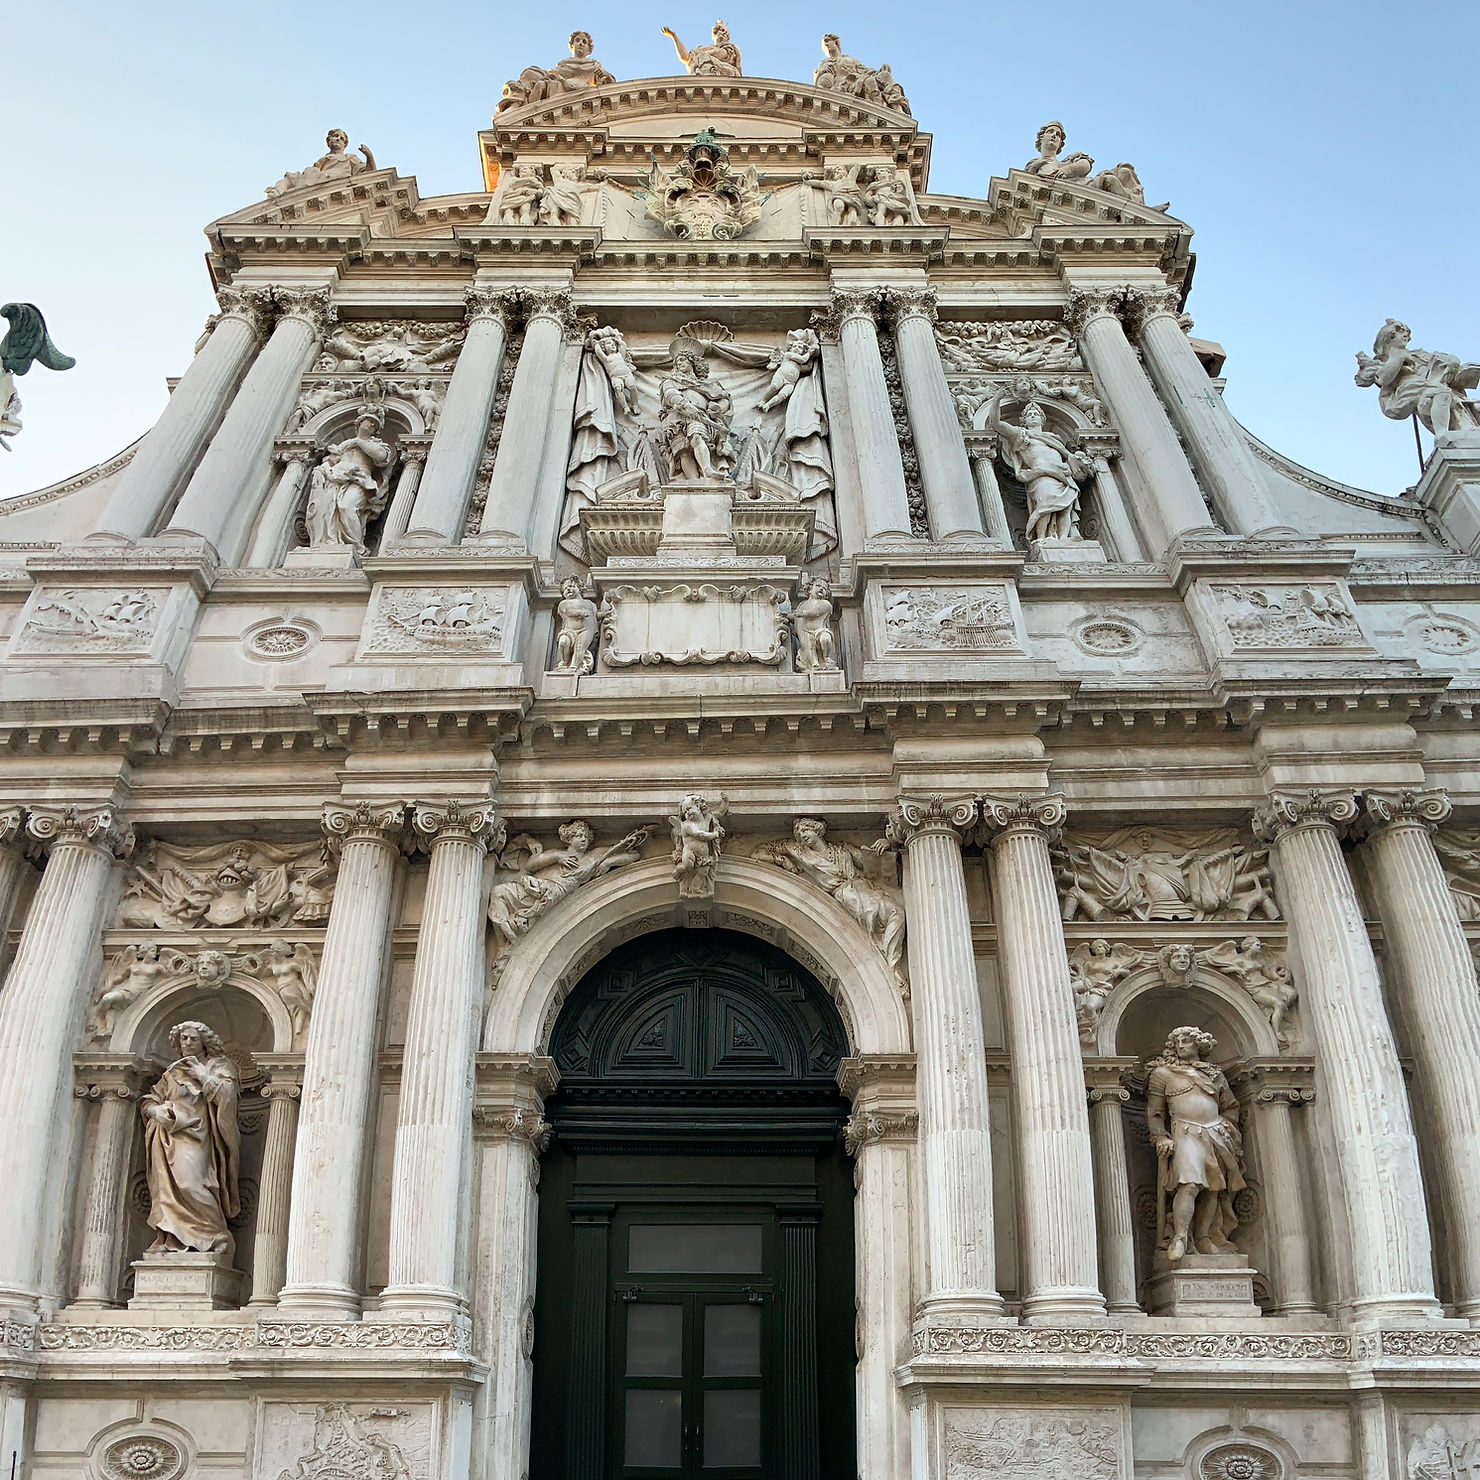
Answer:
top-left (943, 1407), bottom-right (1125, 1480)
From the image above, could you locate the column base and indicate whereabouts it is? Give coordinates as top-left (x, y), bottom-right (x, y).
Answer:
top-left (371, 1284), bottom-right (467, 1321)
top-left (1021, 1286), bottom-right (1109, 1323)
top-left (1145, 1254), bottom-right (1258, 1318)
top-left (267, 1282), bottom-right (363, 1320)
top-left (127, 1251), bottom-right (245, 1311)
top-left (914, 1291), bottom-right (1011, 1335)
top-left (1348, 1293), bottom-right (1448, 1323)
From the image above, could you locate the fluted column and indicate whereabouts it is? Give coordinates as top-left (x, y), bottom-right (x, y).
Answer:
top-left (276, 801), bottom-right (408, 1317)
top-left (0, 807), bottom-right (36, 977)
top-left (165, 287), bottom-right (334, 564)
top-left (72, 1058), bottom-right (152, 1307)
top-left (248, 1066), bottom-right (303, 1306)
top-left (93, 288), bottom-right (271, 543)
top-left (885, 288), bottom-right (984, 541)
top-left (838, 1057), bottom-right (915, 1480)
top-left (0, 806), bottom-right (134, 1315)
top-left (981, 795), bottom-right (1105, 1320)
top-left (1254, 790), bottom-right (1439, 1318)
top-left (382, 801), bottom-right (501, 1316)
top-left (890, 795), bottom-right (1004, 1323)
top-left (830, 291), bottom-right (913, 542)
top-left (1084, 1061), bottom-right (1138, 1313)
top-left (1230, 1062), bottom-right (1317, 1314)
top-left (477, 288), bottom-right (572, 548)
top-left (405, 287), bottom-right (516, 544)
top-left (1090, 457), bottom-right (1145, 561)
top-left (1359, 789), bottom-right (1480, 1316)
top-left (244, 443), bottom-right (314, 567)
top-left (1067, 287), bottom-right (1214, 555)
top-left (377, 447), bottom-right (427, 549)
top-left (1125, 287), bottom-right (1284, 535)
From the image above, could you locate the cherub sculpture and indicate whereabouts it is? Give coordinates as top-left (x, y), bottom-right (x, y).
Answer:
top-left (554, 577), bottom-right (599, 673)
top-left (669, 793), bottom-right (729, 898)
top-left (1067, 938), bottom-right (1142, 1046)
top-left (1355, 318), bottom-right (1480, 437)
top-left (792, 578), bottom-right (837, 672)
top-left (758, 328), bottom-right (820, 413)
top-left (1204, 936), bottom-right (1298, 1046)
top-left (89, 943), bottom-right (181, 1042)
top-left (589, 325), bottom-right (639, 416)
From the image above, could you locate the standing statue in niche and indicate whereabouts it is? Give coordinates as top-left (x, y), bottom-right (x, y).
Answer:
top-left (792, 577), bottom-right (838, 672)
top-left (554, 577), bottom-right (599, 673)
top-left (1355, 318), bottom-right (1480, 437)
top-left (265, 129), bottom-right (376, 199)
top-left (1145, 1026), bottom-right (1245, 1264)
top-left (303, 405), bottom-right (394, 552)
top-left (140, 1022), bottom-right (241, 1258)
top-left (659, 345), bottom-right (736, 479)
top-left (496, 31), bottom-right (615, 112)
top-left (669, 793), bottom-right (729, 898)
top-left (661, 21), bottom-right (742, 77)
top-left (985, 390), bottom-right (1089, 543)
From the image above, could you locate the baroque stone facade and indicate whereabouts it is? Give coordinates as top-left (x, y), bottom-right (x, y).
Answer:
top-left (3, 25), bottom-right (1480, 1480)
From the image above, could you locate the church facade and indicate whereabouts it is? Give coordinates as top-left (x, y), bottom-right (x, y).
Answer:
top-left (4, 26), bottom-right (1480, 1480)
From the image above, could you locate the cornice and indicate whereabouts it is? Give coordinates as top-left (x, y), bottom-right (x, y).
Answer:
top-left (452, 225), bottom-right (601, 263)
top-left (803, 227), bottom-right (948, 264)
top-left (0, 441), bottom-right (140, 518)
top-left (307, 688), bottom-right (532, 750)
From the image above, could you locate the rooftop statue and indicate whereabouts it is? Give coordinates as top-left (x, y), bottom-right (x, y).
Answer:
top-left (264, 128), bottom-right (376, 199)
top-left (496, 30), bottom-right (615, 113)
top-left (812, 34), bottom-right (911, 115)
top-left (661, 20), bottom-right (742, 77)
top-left (1355, 319), bottom-right (1480, 438)
top-left (0, 302), bottom-right (75, 451)
top-left (1023, 123), bottom-right (1165, 210)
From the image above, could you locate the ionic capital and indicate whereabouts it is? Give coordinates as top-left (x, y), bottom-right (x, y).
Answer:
top-left (1362, 787), bottom-right (1453, 833)
top-left (1119, 284), bottom-right (1183, 335)
top-left (271, 286), bottom-right (336, 337)
top-left (73, 1056), bottom-right (155, 1101)
top-left (26, 805), bottom-right (135, 861)
top-left (261, 1080), bottom-right (304, 1104)
top-left (976, 792), bottom-right (1068, 844)
top-left (887, 793), bottom-right (977, 845)
top-left (465, 285), bottom-right (520, 327)
top-left (321, 800), bottom-right (411, 851)
top-left (1252, 788), bottom-right (1360, 845)
top-left (0, 806), bottom-right (25, 853)
top-left (882, 285), bottom-right (938, 329)
top-left (1064, 286), bottom-right (1126, 337)
top-left (214, 285), bottom-right (274, 339)
top-left (411, 800), bottom-right (504, 853)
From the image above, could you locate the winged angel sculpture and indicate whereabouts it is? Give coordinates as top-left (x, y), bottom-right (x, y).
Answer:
top-left (1, 303), bottom-right (75, 449)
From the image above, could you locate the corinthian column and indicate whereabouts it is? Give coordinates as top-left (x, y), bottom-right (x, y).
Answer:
top-left (1084, 1061), bottom-right (1138, 1313)
top-left (1124, 286), bottom-right (1284, 534)
top-left (376, 447), bottom-right (428, 548)
top-left (980, 795), bottom-right (1105, 1320)
top-left (72, 1058), bottom-right (152, 1307)
top-left (381, 801), bottom-right (501, 1317)
top-left (830, 290), bottom-right (913, 542)
top-left (404, 287), bottom-right (516, 544)
top-left (477, 287), bottom-right (572, 548)
top-left (93, 288), bottom-right (272, 543)
top-left (889, 795), bottom-right (1004, 1325)
top-left (248, 1065), bottom-right (303, 1306)
top-left (1358, 788), bottom-right (1480, 1316)
top-left (1067, 287), bottom-right (1214, 555)
top-left (1254, 790), bottom-right (1439, 1318)
top-left (884, 288), bottom-right (984, 541)
top-left (276, 801), bottom-right (408, 1318)
top-left (165, 287), bottom-right (334, 564)
top-left (0, 806), bottom-right (134, 1315)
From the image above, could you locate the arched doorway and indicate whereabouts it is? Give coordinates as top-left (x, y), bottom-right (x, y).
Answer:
top-left (530, 928), bottom-right (856, 1480)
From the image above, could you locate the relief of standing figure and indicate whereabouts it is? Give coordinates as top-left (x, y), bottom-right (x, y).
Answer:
top-left (669, 793), bottom-right (729, 898)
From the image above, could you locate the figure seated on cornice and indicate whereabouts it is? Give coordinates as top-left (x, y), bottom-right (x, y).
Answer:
top-left (1024, 121), bottom-right (1093, 181)
top-left (1356, 319), bottom-right (1480, 438)
top-left (264, 128), bottom-right (375, 199)
top-left (496, 31), bottom-right (615, 113)
top-left (661, 21), bottom-right (742, 77)
top-left (812, 34), bottom-right (911, 115)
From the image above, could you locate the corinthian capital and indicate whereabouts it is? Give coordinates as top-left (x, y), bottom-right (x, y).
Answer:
top-left (882, 286), bottom-right (938, 328)
top-left (1119, 284), bottom-right (1183, 334)
top-left (518, 286), bottom-right (576, 331)
top-left (1363, 788), bottom-right (1454, 832)
top-left (1252, 788), bottom-right (1360, 844)
top-left (1064, 286), bottom-right (1125, 336)
top-left (322, 800), bottom-right (410, 850)
top-left (977, 793), bottom-right (1068, 843)
top-left (26, 805), bottom-right (135, 860)
top-left (214, 285), bottom-right (274, 339)
top-left (828, 287), bottom-right (887, 329)
top-left (887, 793), bottom-right (978, 845)
top-left (465, 285), bottom-right (520, 326)
top-left (271, 286), bottom-right (336, 336)
top-left (412, 800), bottom-right (505, 852)
top-left (473, 1105), bottom-right (553, 1150)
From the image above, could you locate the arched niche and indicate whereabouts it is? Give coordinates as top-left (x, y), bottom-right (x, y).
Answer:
top-left (112, 967), bottom-right (293, 1057)
top-left (484, 856), bottom-right (912, 1058)
top-left (301, 399), bottom-right (424, 442)
top-left (1099, 967), bottom-right (1278, 1062)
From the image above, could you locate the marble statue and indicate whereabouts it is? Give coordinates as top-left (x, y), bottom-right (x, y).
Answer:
top-left (1436, 831), bottom-right (1480, 920)
top-left (1204, 936), bottom-right (1297, 1046)
top-left (1146, 1026), bottom-right (1245, 1264)
top-left (589, 324), bottom-right (638, 415)
top-left (985, 390), bottom-right (1089, 542)
top-left (259, 940), bottom-right (319, 1039)
top-left (819, 164), bottom-right (868, 228)
top-left (1067, 938), bottom-right (1142, 1046)
top-left (759, 328), bottom-right (821, 413)
top-left (792, 577), bottom-right (838, 672)
top-left (318, 324), bottom-right (463, 375)
top-left (1024, 121), bottom-right (1094, 181)
top-left (304, 406), bottom-right (394, 552)
top-left (1092, 161), bottom-right (1146, 204)
top-left (659, 343), bottom-right (736, 479)
top-left (662, 21), bottom-right (742, 77)
top-left (0, 302), bottom-right (76, 451)
top-left (862, 166), bottom-right (920, 227)
top-left (140, 1021), bottom-right (241, 1258)
top-left (488, 823), bottom-right (652, 955)
top-left (493, 163), bottom-right (546, 227)
top-left (554, 577), bottom-right (599, 673)
top-left (643, 130), bottom-right (763, 241)
top-left (89, 943), bottom-right (183, 1041)
top-left (1355, 319), bottom-right (1480, 436)
top-left (265, 129), bottom-right (375, 199)
top-left (496, 31), bottom-right (615, 113)
top-left (753, 819), bottom-right (906, 984)
top-left (669, 793), bottom-right (729, 898)
top-left (812, 35), bottom-right (911, 114)
top-left (540, 162), bottom-right (589, 227)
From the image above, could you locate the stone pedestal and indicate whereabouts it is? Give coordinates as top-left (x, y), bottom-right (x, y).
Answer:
top-left (1413, 431), bottom-right (1480, 554)
top-left (128, 1251), bottom-right (246, 1311)
top-left (1145, 1253), bottom-right (1259, 1317)
top-left (1029, 536), bottom-right (1106, 565)
top-left (284, 544), bottom-right (358, 570)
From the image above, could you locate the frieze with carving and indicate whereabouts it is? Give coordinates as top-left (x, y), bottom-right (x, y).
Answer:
top-left (936, 320), bottom-right (1083, 375)
top-left (15, 588), bottom-right (160, 653)
top-left (363, 586), bottom-right (509, 657)
top-left (276, 1404), bottom-right (415, 1480)
top-left (879, 584), bottom-right (1018, 653)
top-left (943, 1407), bottom-right (1122, 1480)
top-left (119, 839), bottom-right (334, 931)
top-left (1213, 582), bottom-right (1363, 648)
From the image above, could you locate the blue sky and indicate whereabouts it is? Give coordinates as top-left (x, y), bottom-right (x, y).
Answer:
top-left (4, 0), bottom-right (1476, 500)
